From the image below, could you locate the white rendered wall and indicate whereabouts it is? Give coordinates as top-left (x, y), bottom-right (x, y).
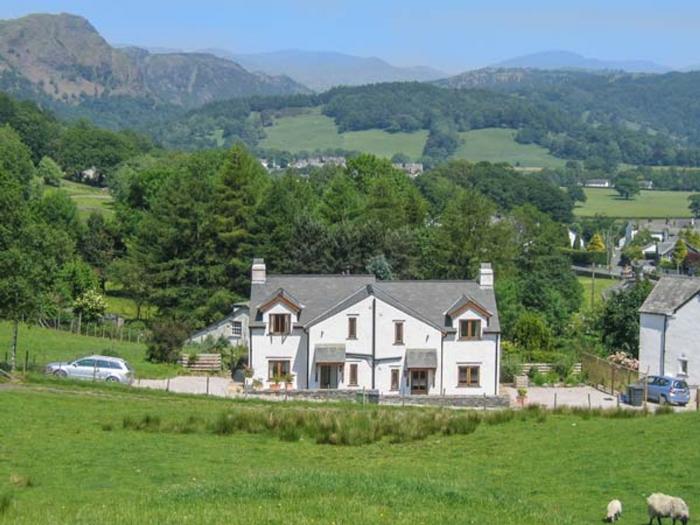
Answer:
top-left (663, 296), bottom-right (700, 385)
top-left (639, 312), bottom-right (665, 378)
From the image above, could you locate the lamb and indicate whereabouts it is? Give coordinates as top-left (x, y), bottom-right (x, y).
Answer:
top-left (647, 493), bottom-right (690, 525)
top-left (605, 499), bottom-right (622, 522)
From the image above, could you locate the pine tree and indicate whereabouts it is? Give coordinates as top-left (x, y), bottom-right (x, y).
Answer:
top-left (587, 233), bottom-right (606, 253)
top-left (672, 239), bottom-right (688, 270)
top-left (211, 144), bottom-right (268, 295)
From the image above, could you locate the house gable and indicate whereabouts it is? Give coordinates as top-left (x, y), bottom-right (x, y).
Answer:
top-left (256, 288), bottom-right (303, 316)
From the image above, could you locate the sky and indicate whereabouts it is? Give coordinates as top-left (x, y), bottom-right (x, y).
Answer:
top-left (1, 0), bottom-right (700, 73)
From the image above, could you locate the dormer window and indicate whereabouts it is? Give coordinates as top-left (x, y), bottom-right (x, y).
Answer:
top-left (270, 313), bottom-right (291, 335)
top-left (459, 319), bottom-right (481, 340)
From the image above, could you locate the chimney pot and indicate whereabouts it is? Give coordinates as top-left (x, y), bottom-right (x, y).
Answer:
top-left (479, 263), bottom-right (493, 288)
top-left (251, 258), bottom-right (266, 284)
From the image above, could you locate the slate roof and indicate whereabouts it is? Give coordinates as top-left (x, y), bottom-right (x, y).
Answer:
top-left (639, 276), bottom-right (700, 315)
top-left (250, 275), bottom-right (500, 333)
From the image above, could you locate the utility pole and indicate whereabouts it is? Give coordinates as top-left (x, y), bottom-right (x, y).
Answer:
top-left (591, 262), bottom-right (596, 309)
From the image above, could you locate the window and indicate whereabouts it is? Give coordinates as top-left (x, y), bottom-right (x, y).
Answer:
top-left (458, 366), bottom-right (480, 387)
top-left (390, 369), bottom-right (400, 391)
top-left (394, 321), bottom-right (404, 345)
top-left (268, 360), bottom-right (290, 379)
top-left (232, 321), bottom-right (242, 337)
top-left (348, 363), bottom-right (358, 386)
top-left (76, 359), bottom-right (96, 368)
top-left (459, 319), bottom-right (481, 340)
top-left (347, 317), bottom-right (357, 339)
top-left (680, 358), bottom-right (688, 376)
top-left (269, 314), bottom-right (291, 335)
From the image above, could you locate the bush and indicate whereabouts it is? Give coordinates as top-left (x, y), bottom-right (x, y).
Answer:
top-left (513, 312), bottom-right (553, 355)
top-left (552, 355), bottom-right (574, 379)
top-left (146, 319), bottom-right (189, 363)
top-left (501, 354), bottom-right (523, 383)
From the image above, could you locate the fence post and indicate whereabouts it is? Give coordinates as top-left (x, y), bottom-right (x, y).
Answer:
top-left (554, 392), bottom-right (557, 410)
top-left (696, 388), bottom-right (699, 412)
top-left (206, 375), bottom-right (210, 396)
top-left (587, 393), bottom-right (591, 410)
top-left (166, 377), bottom-right (170, 392)
top-left (611, 366), bottom-right (616, 395)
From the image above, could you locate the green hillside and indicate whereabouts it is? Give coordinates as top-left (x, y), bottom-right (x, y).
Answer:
top-left (454, 128), bottom-right (565, 168)
top-left (57, 180), bottom-right (114, 219)
top-left (575, 188), bottom-right (693, 218)
top-left (260, 108), bottom-right (428, 160)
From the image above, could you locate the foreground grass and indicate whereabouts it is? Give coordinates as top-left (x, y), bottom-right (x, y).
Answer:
top-left (576, 188), bottom-right (693, 218)
top-left (454, 128), bottom-right (565, 168)
top-left (260, 108), bottom-right (428, 160)
top-left (0, 322), bottom-right (176, 378)
top-left (0, 383), bottom-right (697, 524)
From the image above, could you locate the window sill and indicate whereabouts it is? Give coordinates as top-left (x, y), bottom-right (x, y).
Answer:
top-left (458, 337), bottom-right (482, 342)
top-left (393, 342), bottom-right (405, 346)
top-left (456, 384), bottom-right (481, 388)
top-left (347, 337), bottom-right (358, 341)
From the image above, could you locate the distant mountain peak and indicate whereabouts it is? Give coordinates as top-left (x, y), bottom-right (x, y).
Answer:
top-left (493, 50), bottom-right (671, 74)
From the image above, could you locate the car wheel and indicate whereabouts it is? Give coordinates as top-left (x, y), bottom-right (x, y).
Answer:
top-left (53, 370), bottom-right (67, 378)
top-left (106, 376), bottom-right (120, 383)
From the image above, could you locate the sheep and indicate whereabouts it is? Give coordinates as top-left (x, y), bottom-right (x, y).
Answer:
top-left (605, 499), bottom-right (623, 522)
top-left (647, 493), bottom-right (690, 525)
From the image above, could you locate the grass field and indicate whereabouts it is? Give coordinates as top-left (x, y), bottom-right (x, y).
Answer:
top-left (50, 179), bottom-right (115, 219)
top-left (260, 108), bottom-right (428, 160)
top-left (0, 382), bottom-right (697, 524)
top-left (577, 276), bottom-right (618, 305)
top-left (0, 322), bottom-right (176, 378)
top-left (454, 128), bottom-right (565, 168)
top-left (575, 188), bottom-right (694, 218)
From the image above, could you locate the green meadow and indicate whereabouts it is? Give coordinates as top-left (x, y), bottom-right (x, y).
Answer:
top-left (54, 179), bottom-right (115, 219)
top-left (575, 188), bottom-right (694, 218)
top-left (0, 382), bottom-right (697, 524)
top-left (577, 276), bottom-right (619, 305)
top-left (454, 128), bottom-right (565, 168)
top-left (260, 108), bottom-right (428, 160)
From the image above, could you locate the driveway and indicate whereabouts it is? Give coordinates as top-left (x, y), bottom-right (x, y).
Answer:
top-left (503, 385), bottom-right (698, 411)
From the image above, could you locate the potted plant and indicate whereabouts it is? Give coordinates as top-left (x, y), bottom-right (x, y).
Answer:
top-left (243, 367), bottom-right (254, 387)
top-left (252, 378), bottom-right (263, 391)
top-left (516, 387), bottom-right (528, 407)
top-left (270, 375), bottom-right (282, 392)
top-left (284, 373), bottom-right (295, 390)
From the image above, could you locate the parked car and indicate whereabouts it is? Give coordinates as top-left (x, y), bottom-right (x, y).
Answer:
top-left (45, 355), bottom-right (134, 384)
top-left (643, 375), bottom-right (690, 406)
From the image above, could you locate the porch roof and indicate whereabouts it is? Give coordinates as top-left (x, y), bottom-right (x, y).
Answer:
top-left (315, 344), bottom-right (346, 363)
top-left (405, 348), bottom-right (437, 369)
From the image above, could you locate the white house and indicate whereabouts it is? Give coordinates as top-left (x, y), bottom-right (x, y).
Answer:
top-left (584, 179), bottom-right (611, 188)
top-left (639, 276), bottom-right (700, 386)
top-left (188, 303), bottom-right (249, 347)
top-left (248, 259), bottom-right (501, 396)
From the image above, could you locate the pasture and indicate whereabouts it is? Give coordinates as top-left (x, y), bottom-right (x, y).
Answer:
top-left (454, 128), bottom-right (565, 168)
top-left (0, 322), bottom-right (175, 378)
top-left (577, 276), bottom-right (619, 305)
top-left (575, 188), bottom-right (694, 218)
top-left (55, 179), bottom-right (115, 219)
top-left (260, 108), bottom-right (428, 160)
top-left (0, 382), bottom-right (697, 524)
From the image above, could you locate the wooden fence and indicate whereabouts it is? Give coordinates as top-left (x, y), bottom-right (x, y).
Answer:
top-left (581, 353), bottom-right (640, 394)
top-left (42, 318), bottom-right (148, 344)
top-left (521, 362), bottom-right (582, 375)
top-left (178, 353), bottom-right (222, 372)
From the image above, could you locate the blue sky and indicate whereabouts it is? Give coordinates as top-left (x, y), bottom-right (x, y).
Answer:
top-left (2, 0), bottom-right (700, 72)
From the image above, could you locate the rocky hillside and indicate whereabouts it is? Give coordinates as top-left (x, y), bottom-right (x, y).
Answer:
top-left (0, 13), bottom-right (308, 109)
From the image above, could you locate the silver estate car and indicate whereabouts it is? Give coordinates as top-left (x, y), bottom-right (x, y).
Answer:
top-left (45, 355), bottom-right (134, 384)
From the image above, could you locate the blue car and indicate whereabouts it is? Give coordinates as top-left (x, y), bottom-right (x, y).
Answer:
top-left (644, 375), bottom-right (690, 406)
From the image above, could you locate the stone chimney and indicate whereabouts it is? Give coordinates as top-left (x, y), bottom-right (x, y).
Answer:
top-left (478, 263), bottom-right (493, 288)
top-left (251, 258), bottom-right (266, 284)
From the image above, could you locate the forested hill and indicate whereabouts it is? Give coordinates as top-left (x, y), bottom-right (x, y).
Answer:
top-left (0, 13), bottom-right (308, 128)
top-left (151, 79), bottom-right (700, 169)
top-left (438, 68), bottom-right (700, 147)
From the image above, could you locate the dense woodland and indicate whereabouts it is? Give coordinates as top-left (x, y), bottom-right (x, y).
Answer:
top-left (0, 89), bottom-right (653, 367)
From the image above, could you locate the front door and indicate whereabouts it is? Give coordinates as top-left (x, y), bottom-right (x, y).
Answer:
top-left (411, 369), bottom-right (428, 395)
top-left (319, 365), bottom-right (338, 389)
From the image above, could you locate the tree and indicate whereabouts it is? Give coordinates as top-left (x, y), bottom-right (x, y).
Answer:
top-left (107, 257), bottom-right (151, 321)
top-left (37, 156), bottom-right (63, 187)
top-left (566, 184), bottom-right (586, 204)
top-left (211, 144), bottom-right (268, 296)
top-left (390, 152), bottom-right (410, 164)
top-left (672, 239), bottom-right (688, 270)
top-left (598, 280), bottom-right (653, 356)
top-left (512, 311), bottom-right (553, 357)
top-left (614, 175), bottom-right (640, 200)
top-left (0, 125), bottom-right (34, 188)
top-left (366, 254), bottom-right (393, 280)
top-left (79, 213), bottom-right (119, 289)
top-left (73, 289), bottom-right (107, 323)
top-left (147, 318), bottom-right (189, 363)
top-left (587, 233), bottom-right (606, 253)
top-left (688, 194), bottom-right (700, 219)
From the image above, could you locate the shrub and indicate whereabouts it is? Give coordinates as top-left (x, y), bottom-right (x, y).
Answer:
top-left (552, 355), bottom-right (574, 379)
top-left (501, 354), bottom-right (523, 383)
top-left (147, 319), bottom-right (189, 363)
top-left (0, 492), bottom-right (11, 516)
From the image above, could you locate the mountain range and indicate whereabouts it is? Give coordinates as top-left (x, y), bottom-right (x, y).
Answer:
top-left (0, 13), bottom-right (308, 109)
top-left (491, 50), bottom-right (672, 73)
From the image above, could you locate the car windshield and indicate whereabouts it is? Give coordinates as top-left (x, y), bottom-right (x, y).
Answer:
top-left (673, 380), bottom-right (688, 389)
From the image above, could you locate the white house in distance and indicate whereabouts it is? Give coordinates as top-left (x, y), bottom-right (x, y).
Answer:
top-left (639, 276), bottom-right (700, 386)
top-left (188, 303), bottom-right (249, 347)
top-left (248, 258), bottom-right (501, 396)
